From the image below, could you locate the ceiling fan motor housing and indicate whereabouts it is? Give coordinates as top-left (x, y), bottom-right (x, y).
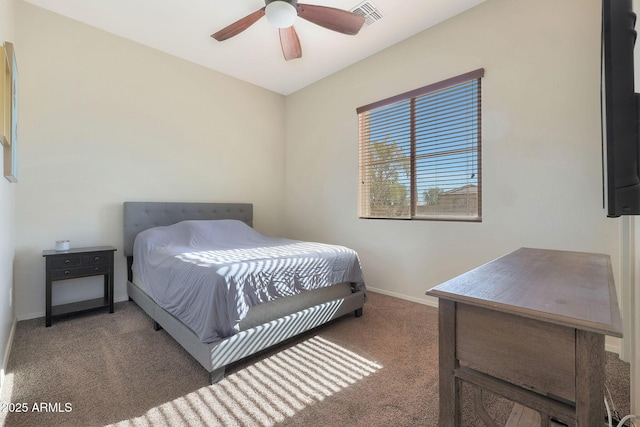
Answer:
top-left (265, 0), bottom-right (299, 28)
top-left (265, 0), bottom-right (299, 7)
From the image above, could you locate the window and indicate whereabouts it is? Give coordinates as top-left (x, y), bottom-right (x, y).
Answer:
top-left (357, 69), bottom-right (484, 221)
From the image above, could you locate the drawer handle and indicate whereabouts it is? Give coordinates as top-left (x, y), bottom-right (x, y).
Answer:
top-left (64, 270), bottom-right (70, 275)
top-left (94, 267), bottom-right (100, 271)
top-left (64, 259), bottom-right (70, 264)
top-left (94, 257), bottom-right (100, 261)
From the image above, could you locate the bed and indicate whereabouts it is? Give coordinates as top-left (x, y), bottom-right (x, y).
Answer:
top-left (123, 201), bottom-right (366, 384)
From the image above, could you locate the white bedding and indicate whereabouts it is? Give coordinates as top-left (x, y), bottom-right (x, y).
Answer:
top-left (132, 220), bottom-right (366, 343)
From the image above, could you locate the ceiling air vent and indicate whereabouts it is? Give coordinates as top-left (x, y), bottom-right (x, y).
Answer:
top-left (351, 1), bottom-right (384, 26)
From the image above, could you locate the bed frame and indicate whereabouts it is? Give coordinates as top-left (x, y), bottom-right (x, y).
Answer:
top-left (123, 201), bottom-right (365, 384)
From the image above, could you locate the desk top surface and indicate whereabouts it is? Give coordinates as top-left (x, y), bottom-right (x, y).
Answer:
top-left (426, 247), bottom-right (623, 337)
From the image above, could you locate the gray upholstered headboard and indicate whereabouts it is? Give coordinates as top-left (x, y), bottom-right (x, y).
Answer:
top-left (123, 202), bottom-right (253, 257)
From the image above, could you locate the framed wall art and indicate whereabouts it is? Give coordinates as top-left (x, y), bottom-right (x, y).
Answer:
top-left (3, 41), bottom-right (17, 182)
top-left (0, 44), bottom-right (7, 147)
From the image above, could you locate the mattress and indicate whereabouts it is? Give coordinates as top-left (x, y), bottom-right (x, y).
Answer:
top-left (132, 219), bottom-right (366, 343)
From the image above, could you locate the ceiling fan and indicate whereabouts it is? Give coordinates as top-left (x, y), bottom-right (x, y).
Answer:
top-left (211, 0), bottom-right (366, 61)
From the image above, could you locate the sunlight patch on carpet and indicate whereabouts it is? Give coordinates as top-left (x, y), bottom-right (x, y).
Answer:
top-left (108, 336), bottom-right (382, 426)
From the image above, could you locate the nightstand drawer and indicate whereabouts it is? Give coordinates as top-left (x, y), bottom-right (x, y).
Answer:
top-left (49, 255), bottom-right (83, 269)
top-left (51, 264), bottom-right (110, 280)
top-left (83, 254), bottom-right (110, 265)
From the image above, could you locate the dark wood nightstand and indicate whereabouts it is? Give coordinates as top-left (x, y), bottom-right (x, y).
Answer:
top-left (42, 246), bottom-right (117, 327)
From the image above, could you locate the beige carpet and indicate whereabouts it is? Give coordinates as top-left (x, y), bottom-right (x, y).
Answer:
top-left (0, 292), bottom-right (630, 426)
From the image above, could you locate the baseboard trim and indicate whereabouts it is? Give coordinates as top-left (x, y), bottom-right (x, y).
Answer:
top-left (1, 316), bottom-right (17, 395)
top-left (17, 295), bottom-right (130, 321)
top-left (606, 339), bottom-right (621, 355)
top-left (367, 287), bottom-right (623, 357)
top-left (366, 286), bottom-right (439, 308)
top-left (16, 289), bottom-right (625, 358)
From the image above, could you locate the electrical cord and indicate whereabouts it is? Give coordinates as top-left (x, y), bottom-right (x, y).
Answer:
top-left (605, 394), bottom-right (638, 427)
top-left (606, 385), bottom-right (619, 417)
top-left (606, 384), bottom-right (621, 423)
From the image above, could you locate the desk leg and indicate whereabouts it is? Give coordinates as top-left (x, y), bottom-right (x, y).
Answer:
top-left (439, 299), bottom-right (460, 426)
top-left (575, 330), bottom-right (604, 426)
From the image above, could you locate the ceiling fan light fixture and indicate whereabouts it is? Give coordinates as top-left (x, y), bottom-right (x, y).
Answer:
top-left (265, 1), bottom-right (297, 28)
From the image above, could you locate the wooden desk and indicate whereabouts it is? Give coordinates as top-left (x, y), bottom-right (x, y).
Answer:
top-left (426, 248), bottom-right (623, 426)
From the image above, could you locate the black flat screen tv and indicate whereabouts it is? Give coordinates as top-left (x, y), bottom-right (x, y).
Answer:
top-left (602, 0), bottom-right (640, 217)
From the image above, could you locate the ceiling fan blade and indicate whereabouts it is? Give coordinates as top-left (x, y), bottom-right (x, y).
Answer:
top-left (279, 26), bottom-right (302, 61)
top-left (297, 4), bottom-right (365, 35)
top-left (211, 8), bottom-right (265, 41)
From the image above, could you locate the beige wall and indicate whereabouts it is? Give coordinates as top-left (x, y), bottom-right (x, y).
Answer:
top-left (0, 0), bottom-right (16, 390)
top-left (10, 0), bottom-right (627, 349)
top-left (284, 0), bottom-right (621, 308)
top-left (14, 2), bottom-right (287, 319)
top-left (4, 0), bottom-right (636, 408)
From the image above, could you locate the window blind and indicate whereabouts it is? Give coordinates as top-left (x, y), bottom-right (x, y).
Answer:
top-left (358, 69), bottom-right (483, 221)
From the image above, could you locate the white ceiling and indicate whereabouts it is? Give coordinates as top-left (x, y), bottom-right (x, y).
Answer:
top-left (22, 0), bottom-right (485, 95)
